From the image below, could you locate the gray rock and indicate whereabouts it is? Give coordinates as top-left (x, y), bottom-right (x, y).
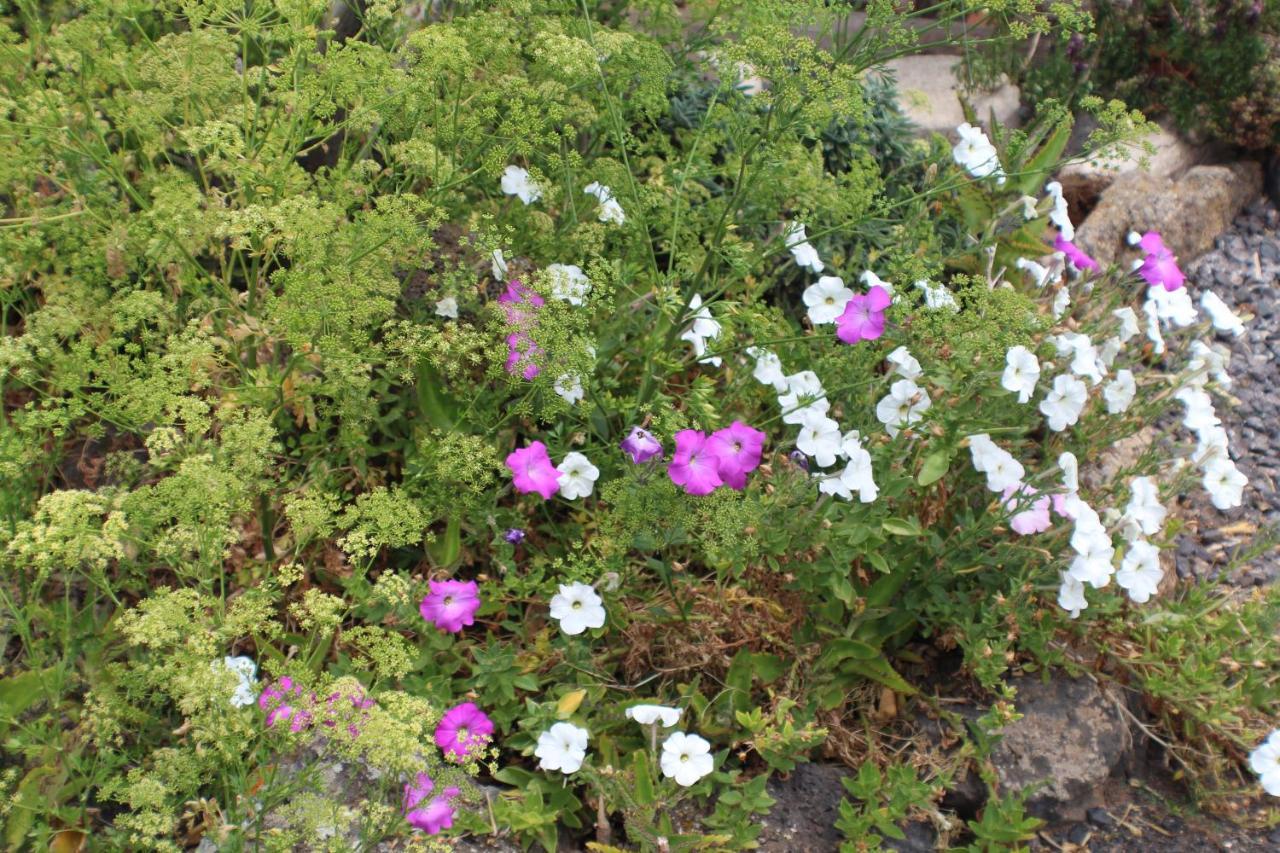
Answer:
top-left (1075, 161), bottom-right (1263, 267)
top-left (884, 54), bottom-right (1020, 137)
top-left (1058, 122), bottom-right (1203, 211)
top-left (989, 674), bottom-right (1131, 822)
top-left (756, 763), bottom-right (850, 852)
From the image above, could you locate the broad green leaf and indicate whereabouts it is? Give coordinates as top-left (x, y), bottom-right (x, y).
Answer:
top-left (917, 450), bottom-right (950, 486)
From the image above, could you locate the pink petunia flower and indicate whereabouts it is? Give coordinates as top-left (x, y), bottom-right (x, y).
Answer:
top-left (506, 441), bottom-right (562, 499)
top-left (498, 280), bottom-right (545, 378)
top-left (419, 579), bottom-right (481, 633)
top-left (1133, 231), bottom-right (1184, 291)
top-left (620, 426), bottom-right (663, 463)
top-left (404, 772), bottom-right (461, 835)
top-left (434, 701), bottom-right (495, 761)
top-left (1002, 484), bottom-right (1052, 535)
top-left (668, 430), bottom-right (724, 496)
top-left (705, 421), bottom-right (766, 490)
top-left (835, 285), bottom-right (892, 344)
top-left (1054, 235), bottom-right (1098, 273)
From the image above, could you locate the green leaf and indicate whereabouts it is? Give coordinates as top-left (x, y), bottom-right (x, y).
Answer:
top-left (426, 514), bottom-right (461, 567)
top-left (631, 749), bottom-right (655, 806)
top-left (840, 657), bottom-right (916, 695)
top-left (816, 638), bottom-right (880, 670)
top-left (917, 450), bottom-right (950, 486)
top-left (881, 517), bottom-right (922, 537)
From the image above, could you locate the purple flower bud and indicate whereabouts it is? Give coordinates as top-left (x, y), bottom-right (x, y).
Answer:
top-left (789, 450), bottom-right (809, 471)
top-left (620, 426), bottom-right (663, 464)
top-left (504, 528), bottom-right (525, 544)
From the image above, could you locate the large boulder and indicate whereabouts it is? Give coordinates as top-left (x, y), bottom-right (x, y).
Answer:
top-left (989, 674), bottom-right (1131, 822)
top-left (1075, 162), bottom-right (1262, 268)
top-left (883, 54), bottom-right (1021, 137)
top-left (1058, 122), bottom-right (1204, 212)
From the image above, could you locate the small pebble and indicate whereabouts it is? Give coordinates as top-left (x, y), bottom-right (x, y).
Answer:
top-left (1086, 806), bottom-right (1115, 828)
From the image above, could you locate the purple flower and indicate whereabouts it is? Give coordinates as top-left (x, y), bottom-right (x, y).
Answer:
top-left (434, 701), bottom-right (495, 761)
top-left (419, 579), bottom-right (481, 633)
top-left (1054, 235), bottom-right (1098, 273)
top-left (835, 285), bottom-right (892, 344)
top-left (668, 430), bottom-right (723, 496)
top-left (504, 528), bottom-right (525, 544)
top-left (404, 772), bottom-right (461, 835)
top-left (506, 441), bottom-right (562, 500)
top-left (788, 450), bottom-right (810, 471)
top-left (705, 421), bottom-right (766, 490)
top-left (620, 426), bottom-right (663, 463)
top-left (259, 677), bottom-right (306, 729)
top-left (1134, 231), bottom-right (1185, 291)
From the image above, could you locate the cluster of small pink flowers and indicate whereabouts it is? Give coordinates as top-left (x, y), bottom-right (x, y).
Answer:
top-left (258, 679), bottom-right (374, 738)
top-left (668, 421), bottom-right (766, 495)
top-left (258, 676), bottom-right (307, 730)
top-left (499, 280), bottom-right (545, 379)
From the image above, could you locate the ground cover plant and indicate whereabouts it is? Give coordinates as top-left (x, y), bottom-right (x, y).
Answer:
top-left (0, 0), bottom-right (1276, 850)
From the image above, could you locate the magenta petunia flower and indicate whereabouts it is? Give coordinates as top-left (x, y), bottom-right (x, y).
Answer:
top-left (419, 579), bottom-right (481, 633)
top-left (1054, 235), bottom-right (1098, 273)
top-left (506, 441), bottom-right (562, 499)
top-left (668, 430), bottom-right (723, 495)
top-left (705, 421), bottom-right (766, 490)
top-left (498, 280), bottom-right (545, 378)
top-left (1002, 484), bottom-right (1052, 535)
top-left (434, 701), bottom-right (495, 761)
top-left (835, 285), bottom-right (892, 344)
top-left (1133, 231), bottom-right (1184, 291)
top-left (404, 772), bottom-right (461, 835)
top-left (620, 426), bottom-right (663, 463)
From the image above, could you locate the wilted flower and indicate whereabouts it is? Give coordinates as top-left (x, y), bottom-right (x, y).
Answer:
top-left (419, 579), bottom-right (481, 634)
top-left (435, 296), bottom-right (459, 318)
top-left (803, 276), bottom-right (853, 325)
top-left (706, 421), bottom-right (766, 489)
top-left (1044, 181), bottom-right (1074, 241)
top-left (875, 379), bottom-right (931, 437)
top-left (535, 722), bottom-right (590, 773)
top-left (549, 582), bottom-right (606, 636)
top-left (506, 441), bottom-right (562, 500)
top-left (660, 731), bottom-right (715, 787)
top-left (556, 452), bottom-right (599, 500)
top-left (626, 704), bottom-right (682, 727)
top-left (1132, 231), bottom-right (1185, 291)
top-left (404, 772), bottom-right (461, 835)
top-left (668, 430), bottom-right (724, 495)
top-left (621, 426), bottom-right (663, 463)
top-left (435, 701), bottom-right (495, 761)
top-left (835, 285), bottom-right (891, 344)
top-left (914, 278), bottom-right (959, 311)
top-left (680, 294), bottom-right (722, 367)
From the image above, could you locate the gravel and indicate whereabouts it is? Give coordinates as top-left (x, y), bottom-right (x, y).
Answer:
top-left (1175, 199), bottom-right (1280, 586)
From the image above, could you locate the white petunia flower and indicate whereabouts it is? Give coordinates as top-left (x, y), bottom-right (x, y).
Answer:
top-left (549, 582), bottom-right (607, 635)
top-left (1019, 195), bottom-right (1039, 220)
top-left (952, 122), bottom-right (1006, 184)
top-left (875, 379), bottom-right (932, 438)
top-left (1016, 257), bottom-right (1054, 289)
top-left (778, 371), bottom-right (830, 424)
top-left (746, 347), bottom-right (787, 392)
top-left (1120, 477), bottom-right (1166, 540)
top-left (554, 373), bottom-right (585, 406)
top-left (584, 182), bottom-right (625, 224)
top-left (1174, 387), bottom-right (1220, 434)
top-left (626, 704), bottom-right (682, 727)
top-left (1113, 307), bottom-right (1141, 343)
top-left (1200, 290), bottom-right (1244, 336)
top-left (861, 270), bottom-right (895, 297)
top-left (1001, 345), bottom-right (1040, 403)
top-left (1248, 731), bottom-right (1280, 797)
top-left (1044, 180), bottom-right (1074, 241)
top-left (1052, 286), bottom-right (1071, 320)
top-left (1098, 336), bottom-right (1123, 368)
top-left (1141, 297), bottom-right (1166, 354)
top-left (886, 346), bottom-right (923, 380)
top-left (796, 411), bottom-right (843, 468)
top-left (501, 165), bottom-right (542, 205)
top-left (681, 294), bottom-right (722, 367)
top-left (1057, 572), bottom-right (1088, 619)
top-left (1116, 539), bottom-right (1162, 603)
top-left (1187, 340), bottom-right (1232, 387)
top-left (435, 295), bottom-right (459, 319)
top-left (803, 276), bottom-right (854, 325)
top-left (1103, 369), bottom-right (1137, 414)
top-left (1060, 451), bottom-right (1080, 495)
top-left (1202, 457), bottom-right (1246, 510)
top-left (491, 248), bottom-right (509, 281)
top-left (914, 278), bottom-right (959, 312)
top-left (1039, 374), bottom-right (1088, 432)
top-left (1068, 524), bottom-right (1115, 589)
top-left (817, 444), bottom-right (878, 503)
top-left (968, 436), bottom-right (1024, 493)
top-left (1192, 424), bottom-right (1231, 468)
top-left (535, 722), bottom-right (590, 773)
top-left (1147, 285), bottom-right (1198, 327)
top-left (214, 656), bottom-right (258, 708)
top-left (546, 264), bottom-right (591, 305)
top-left (556, 452), bottom-right (599, 499)
top-left (784, 223), bottom-right (823, 273)
top-left (1052, 332), bottom-right (1105, 385)
top-left (660, 731), bottom-right (715, 787)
